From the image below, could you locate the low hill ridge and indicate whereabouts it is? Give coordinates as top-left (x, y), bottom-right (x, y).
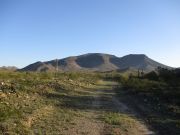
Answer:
top-left (20, 53), bottom-right (171, 72)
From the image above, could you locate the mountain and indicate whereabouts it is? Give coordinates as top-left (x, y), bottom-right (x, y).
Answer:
top-left (20, 53), bottom-right (171, 72)
top-left (20, 62), bottom-right (55, 72)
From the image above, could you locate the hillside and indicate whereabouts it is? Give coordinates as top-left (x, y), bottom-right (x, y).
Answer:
top-left (0, 66), bottom-right (17, 71)
top-left (21, 53), bottom-right (170, 72)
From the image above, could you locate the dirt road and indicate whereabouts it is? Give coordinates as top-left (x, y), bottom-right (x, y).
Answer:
top-left (61, 81), bottom-right (156, 135)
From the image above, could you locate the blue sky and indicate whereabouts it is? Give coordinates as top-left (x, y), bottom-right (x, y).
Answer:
top-left (0, 0), bottom-right (180, 68)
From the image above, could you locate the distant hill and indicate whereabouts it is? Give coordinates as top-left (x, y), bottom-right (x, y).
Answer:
top-left (0, 66), bottom-right (18, 71)
top-left (20, 53), bottom-right (171, 72)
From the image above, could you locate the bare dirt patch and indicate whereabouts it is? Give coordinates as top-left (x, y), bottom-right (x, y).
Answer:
top-left (21, 105), bottom-right (54, 128)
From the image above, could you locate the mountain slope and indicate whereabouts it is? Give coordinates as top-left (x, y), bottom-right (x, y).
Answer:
top-left (110, 54), bottom-right (169, 71)
top-left (20, 53), bottom-right (171, 72)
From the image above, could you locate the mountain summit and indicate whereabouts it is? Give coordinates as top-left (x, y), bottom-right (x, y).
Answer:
top-left (21, 53), bottom-right (170, 72)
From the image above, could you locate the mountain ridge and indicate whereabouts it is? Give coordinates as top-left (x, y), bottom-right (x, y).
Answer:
top-left (20, 53), bottom-right (172, 72)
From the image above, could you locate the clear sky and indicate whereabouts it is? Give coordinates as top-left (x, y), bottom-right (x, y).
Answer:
top-left (0, 0), bottom-right (180, 68)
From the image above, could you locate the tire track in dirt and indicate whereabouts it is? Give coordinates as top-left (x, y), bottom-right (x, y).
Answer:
top-left (87, 82), bottom-right (156, 135)
top-left (53, 81), bottom-right (156, 135)
top-left (112, 96), bottom-right (155, 135)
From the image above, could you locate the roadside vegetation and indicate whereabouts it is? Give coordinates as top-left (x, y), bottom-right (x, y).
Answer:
top-left (117, 67), bottom-right (180, 135)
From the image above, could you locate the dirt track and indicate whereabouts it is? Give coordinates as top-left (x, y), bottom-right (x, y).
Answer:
top-left (61, 81), bottom-right (156, 135)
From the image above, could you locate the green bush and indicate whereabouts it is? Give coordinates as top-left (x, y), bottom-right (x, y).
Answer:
top-left (0, 104), bottom-right (21, 122)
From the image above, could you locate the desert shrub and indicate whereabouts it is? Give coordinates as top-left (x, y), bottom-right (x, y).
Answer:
top-left (144, 71), bottom-right (159, 81)
top-left (122, 78), bottom-right (163, 91)
top-left (103, 72), bottom-right (125, 82)
top-left (157, 67), bottom-right (180, 86)
top-left (121, 76), bottom-right (180, 105)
